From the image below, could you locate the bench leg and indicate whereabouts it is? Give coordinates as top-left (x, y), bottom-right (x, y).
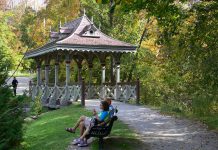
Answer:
top-left (99, 137), bottom-right (103, 150)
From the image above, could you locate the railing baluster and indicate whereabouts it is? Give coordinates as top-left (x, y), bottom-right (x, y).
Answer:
top-left (29, 80), bottom-right (140, 106)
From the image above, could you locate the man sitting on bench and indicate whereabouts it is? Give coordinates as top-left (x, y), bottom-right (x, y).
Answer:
top-left (102, 97), bottom-right (116, 124)
top-left (65, 100), bottom-right (110, 147)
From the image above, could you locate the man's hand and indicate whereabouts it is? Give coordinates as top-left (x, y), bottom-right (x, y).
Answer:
top-left (93, 109), bottom-right (97, 116)
top-left (97, 122), bottom-right (105, 126)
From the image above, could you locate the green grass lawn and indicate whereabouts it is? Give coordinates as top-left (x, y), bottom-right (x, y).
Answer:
top-left (22, 104), bottom-right (145, 150)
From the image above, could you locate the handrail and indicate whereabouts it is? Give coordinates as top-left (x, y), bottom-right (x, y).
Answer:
top-left (29, 79), bottom-right (140, 104)
top-left (30, 82), bottom-right (137, 87)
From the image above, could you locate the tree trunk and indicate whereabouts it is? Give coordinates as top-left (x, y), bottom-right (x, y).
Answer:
top-left (109, 0), bottom-right (116, 27)
top-left (127, 18), bottom-right (150, 82)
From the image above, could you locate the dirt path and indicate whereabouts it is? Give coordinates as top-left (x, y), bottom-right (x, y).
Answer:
top-left (85, 99), bottom-right (218, 150)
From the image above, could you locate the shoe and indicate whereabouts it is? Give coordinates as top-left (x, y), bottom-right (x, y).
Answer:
top-left (77, 139), bottom-right (88, 147)
top-left (72, 138), bottom-right (81, 145)
top-left (65, 128), bottom-right (75, 133)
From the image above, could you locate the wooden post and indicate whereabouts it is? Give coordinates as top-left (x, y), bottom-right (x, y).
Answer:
top-left (60, 54), bottom-right (71, 106)
top-left (54, 63), bottom-right (59, 86)
top-left (88, 67), bottom-right (92, 86)
top-left (88, 66), bottom-right (92, 99)
top-left (66, 61), bottom-right (70, 86)
top-left (29, 80), bottom-right (32, 98)
top-left (65, 53), bottom-right (71, 86)
top-left (42, 59), bottom-right (50, 105)
top-left (44, 58), bottom-right (50, 85)
top-left (81, 78), bottom-right (85, 106)
top-left (55, 55), bottom-right (60, 86)
top-left (110, 57), bottom-right (114, 84)
top-left (136, 78), bottom-right (140, 105)
top-left (102, 65), bottom-right (106, 83)
top-left (45, 65), bottom-right (49, 85)
top-left (78, 67), bottom-right (82, 82)
top-left (101, 65), bottom-right (106, 98)
top-left (75, 56), bottom-right (83, 83)
top-left (36, 64), bottom-right (41, 86)
top-left (114, 63), bottom-right (120, 100)
top-left (35, 60), bottom-right (42, 97)
top-left (116, 64), bottom-right (120, 83)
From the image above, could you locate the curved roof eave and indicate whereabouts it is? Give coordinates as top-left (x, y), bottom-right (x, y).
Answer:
top-left (24, 44), bottom-right (57, 59)
top-left (24, 43), bottom-right (137, 58)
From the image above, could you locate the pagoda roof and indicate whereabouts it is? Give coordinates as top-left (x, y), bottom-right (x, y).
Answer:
top-left (25, 15), bottom-right (137, 59)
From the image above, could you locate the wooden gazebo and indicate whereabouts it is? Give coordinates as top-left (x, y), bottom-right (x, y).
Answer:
top-left (25, 14), bottom-right (139, 108)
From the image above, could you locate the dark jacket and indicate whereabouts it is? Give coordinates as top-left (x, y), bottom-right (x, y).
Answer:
top-left (12, 79), bottom-right (18, 88)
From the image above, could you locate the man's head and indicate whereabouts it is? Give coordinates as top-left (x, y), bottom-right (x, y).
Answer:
top-left (100, 100), bottom-right (109, 111)
top-left (105, 97), bottom-right (112, 105)
top-left (14, 77), bottom-right (16, 80)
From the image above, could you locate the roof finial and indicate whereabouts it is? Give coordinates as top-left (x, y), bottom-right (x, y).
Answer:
top-left (99, 23), bottom-right (101, 30)
top-left (83, 8), bottom-right (86, 16)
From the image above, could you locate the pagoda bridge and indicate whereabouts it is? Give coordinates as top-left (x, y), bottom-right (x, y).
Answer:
top-left (25, 14), bottom-right (139, 108)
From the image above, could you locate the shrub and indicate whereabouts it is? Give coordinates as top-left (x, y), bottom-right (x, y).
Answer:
top-left (0, 87), bottom-right (23, 149)
top-left (30, 94), bottom-right (42, 116)
top-left (192, 92), bottom-right (217, 117)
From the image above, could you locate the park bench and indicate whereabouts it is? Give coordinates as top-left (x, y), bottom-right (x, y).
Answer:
top-left (85, 110), bottom-right (118, 150)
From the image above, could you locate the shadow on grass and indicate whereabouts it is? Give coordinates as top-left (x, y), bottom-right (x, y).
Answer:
top-left (21, 104), bottom-right (92, 150)
top-left (91, 136), bottom-right (149, 150)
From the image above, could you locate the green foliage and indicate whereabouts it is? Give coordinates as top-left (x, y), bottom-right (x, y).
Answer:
top-left (19, 8), bottom-right (37, 48)
top-left (90, 0), bottom-right (215, 129)
top-left (130, 1), bottom-right (218, 130)
top-left (30, 94), bottom-right (43, 116)
top-left (0, 11), bottom-right (15, 84)
top-left (0, 87), bottom-right (23, 149)
top-left (0, 11), bottom-right (26, 150)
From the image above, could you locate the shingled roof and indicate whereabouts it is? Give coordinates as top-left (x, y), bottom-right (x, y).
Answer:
top-left (25, 15), bottom-right (137, 59)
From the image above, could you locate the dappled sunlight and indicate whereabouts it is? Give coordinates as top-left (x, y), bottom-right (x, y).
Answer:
top-left (152, 122), bottom-right (164, 125)
top-left (156, 133), bottom-right (186, 137)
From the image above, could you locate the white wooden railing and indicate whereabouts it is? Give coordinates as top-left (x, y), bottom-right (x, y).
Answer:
top-left (29, 80), bottom-right (140, 108)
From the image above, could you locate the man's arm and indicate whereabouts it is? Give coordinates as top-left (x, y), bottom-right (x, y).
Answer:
top-left (97, 121), bottom-right (106, 126)
top-left (93, 109), bottom-right (100, 120)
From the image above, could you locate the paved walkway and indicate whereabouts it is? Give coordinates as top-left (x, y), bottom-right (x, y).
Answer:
top-left (6, 76), bottom-right (31, 95)
top-left (85, 99), bottom-right (218, 150)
